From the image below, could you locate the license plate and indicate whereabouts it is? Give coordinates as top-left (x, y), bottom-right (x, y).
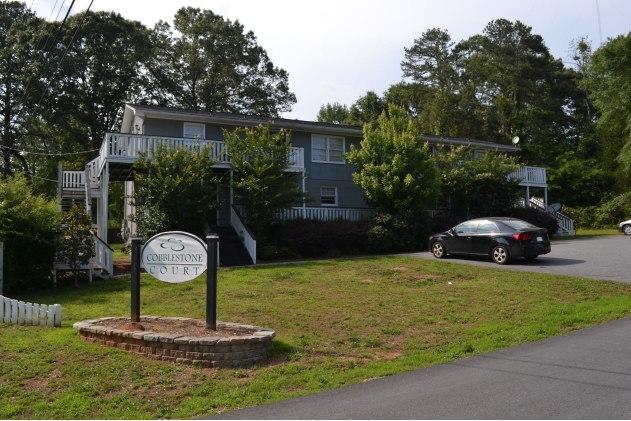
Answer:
top-left (536, 236), bottom-right (543, 242)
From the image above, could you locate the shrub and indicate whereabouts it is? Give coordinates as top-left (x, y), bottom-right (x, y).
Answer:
top-left (56, 205), bottom-right (95, 287)
top-left (431, 214), bottom-right (461, 234)
top-left (563, 193), bottom-right (631, 229)
top-left (271, 219), bottom-right (366, 258)
top-left (506, 207), bottom-right (559, 236)
top-left (0, 175), bottom-right (59, 293)
top-left (364, 211), bottom-right (432, 253)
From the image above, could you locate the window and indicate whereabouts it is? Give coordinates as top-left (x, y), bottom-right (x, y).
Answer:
top-left (454, 221), bottom-right (476, 234)
top-left (312, 135), bottom-right (345, 163)
top-left (473, 149), bottom-right (485, 160)
top-left (321, 186), bottom-right (338, 206)
top-left (183, 123), bottom-right (205, 139)
top-left (476, 221), bottom-right (499, 233)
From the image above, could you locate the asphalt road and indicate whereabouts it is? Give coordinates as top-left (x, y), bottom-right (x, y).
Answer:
top-left (210, 317), bottom-right (631, 419)
top-left (403, 234), bottom-right (631, 283)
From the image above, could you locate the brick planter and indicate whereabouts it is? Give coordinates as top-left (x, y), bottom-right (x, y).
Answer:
top-left (73, 317), bottom-right (275, 368)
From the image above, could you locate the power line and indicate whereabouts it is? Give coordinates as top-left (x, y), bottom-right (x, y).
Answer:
top-left (20, 149), bottom-right (99, 156)
top-left (31, 0), bottom-right (95, 117)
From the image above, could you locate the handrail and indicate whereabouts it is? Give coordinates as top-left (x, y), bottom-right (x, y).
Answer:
top-left (93, 234), bottom-right (113, 279)
top-left (230, 205), bottom-right (256, 264)
top-left (528, 198), bottom-right (574, 236)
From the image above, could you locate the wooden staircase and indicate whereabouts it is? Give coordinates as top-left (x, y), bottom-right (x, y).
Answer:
top-left (55, 162), bottom-right (114, 282)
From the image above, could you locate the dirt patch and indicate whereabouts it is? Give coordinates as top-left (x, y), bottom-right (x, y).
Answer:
top-left (113, 258), bottom-right (131, 277)
top-left (414, 274), bottom-right (441, 280)
top-left (390, 267), bottom-right (409, 271)
top-left (96, 318), bottom-right (254, 338)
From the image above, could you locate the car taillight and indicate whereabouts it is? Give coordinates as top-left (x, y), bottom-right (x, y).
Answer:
top-left (513, 233), bottom-right (532, 241)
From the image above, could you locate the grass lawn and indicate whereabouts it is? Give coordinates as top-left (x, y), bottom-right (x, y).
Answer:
top-left (2, 256), bottom-right (631, 419)
top-left (109, 243), bottom-right (128, 260)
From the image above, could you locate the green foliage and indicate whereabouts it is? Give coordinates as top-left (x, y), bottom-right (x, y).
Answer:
top-left (143, 7), bottom-right (296, 116)
top-left (583, 33), bottom-right (631, 190)
top-left (224, 124), bottom-right (308, 241)
top-left (505, 207), bottom-right (559, 236)
top-left (565, 193), bottom-right (631, 229)
top-left (0, 174), bottom-right (58, 292)
top-left (316, 102), bottom-right (351, 124)
top-left (130, 143), bottom-right (222, 239)
top-left (0, 2), bottom-right (44, 175)
top-left (433, 145), bottom-right (520, 216)
top-left (346, 104), bottom-right (440, 214)
top-left (269, 218), bottom-right (366, 258)
top-left (56, 205), bottom-right (95, 286)
top-left (547, 152), bottom-right (604, 207)
top-left (364, 211), bottom-right (432, 253)
top-left (348, 91), bottom-right (387, 127)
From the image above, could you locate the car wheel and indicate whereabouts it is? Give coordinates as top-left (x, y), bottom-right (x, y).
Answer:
top-left (525, 255), bottom-right (538, 260)
top-left (492, 246), bottom-right (510, 265)
top-left (623, 224), bottom-right (631, 235)
top-left (432, 242), bottom-right (447, 259)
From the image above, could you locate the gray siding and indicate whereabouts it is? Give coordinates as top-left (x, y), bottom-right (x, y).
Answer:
top-left (142, 118), bottom-right (368, 210)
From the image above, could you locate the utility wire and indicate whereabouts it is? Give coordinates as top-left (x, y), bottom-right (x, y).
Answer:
top-left (11, 0), bottom-right (76, 131)
top-left (20, 149), bottom-right (99, 156)
top-left (15, 0), bottom-right (67, 110)
top-left (31, 0), bottom-right (95, 117)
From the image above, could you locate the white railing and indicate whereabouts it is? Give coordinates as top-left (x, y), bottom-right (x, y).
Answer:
top-left (509, 166), bottom-right (547, 186)
top-left (62, 171), bottom-right (85, 190)
top-left (1, 295), bottom-right (61, 327)
top-left (278, 207), bottom-right (373, 221)
top-left (525, 197), bottom-right (575, 236)
top-left (93, 235), bottom-right (113, 279)
top-left (231, 205), bottom-right (256, 264)
top-left (101, 133), bottom-right (305, 170)
top-left (85, 156), bottom-right (101, 186)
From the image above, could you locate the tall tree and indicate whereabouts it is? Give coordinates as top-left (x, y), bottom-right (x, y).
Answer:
top-left (224, 124), bottom-right (308, 241)
top-left (42, 10), bottom-right (151, 153)
top-left (348, 91), bottom-right (386, 127)
top-left (143, 7), bottom-right (296, 116)
top-left (0, 2), bottom-right (44, 176)
top-left (346, 104), bottom-right (440, 213)
top-left (583, 32), bottom-right (631, 193)
top-left (316, 102), bottom-right (351, 124)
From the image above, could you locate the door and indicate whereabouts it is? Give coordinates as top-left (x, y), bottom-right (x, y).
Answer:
top-left (471, 220), bottom-right (499, 254)
top-left (448, 221), bottom-right (477, 253)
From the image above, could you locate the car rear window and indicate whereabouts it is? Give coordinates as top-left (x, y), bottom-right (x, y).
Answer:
top-left (501, 219), bottom-right (538, 230)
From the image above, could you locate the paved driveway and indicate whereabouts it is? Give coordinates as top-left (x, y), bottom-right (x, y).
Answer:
top-left (403, 235), bottom-right (631, 283)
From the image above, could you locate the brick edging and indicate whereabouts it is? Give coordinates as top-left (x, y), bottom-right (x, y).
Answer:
top-left (73, 317), bottom-right (275, 368)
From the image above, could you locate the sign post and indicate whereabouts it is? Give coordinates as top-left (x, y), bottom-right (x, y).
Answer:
top-left (130, 237), bottom-right (141, 322)
top-left (206, 235), bottom-right (218, 330)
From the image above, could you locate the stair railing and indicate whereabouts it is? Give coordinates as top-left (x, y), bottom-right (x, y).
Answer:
top-left (230, 205), bottom-right (256, 264)
top-left (93, 234), bottom-right (113, 279)
top-left (528, 198), bottom-right (575, 236)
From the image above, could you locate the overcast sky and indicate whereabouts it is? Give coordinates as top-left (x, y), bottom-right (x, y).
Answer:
top-left (31, 0), bottom-right (631, 121)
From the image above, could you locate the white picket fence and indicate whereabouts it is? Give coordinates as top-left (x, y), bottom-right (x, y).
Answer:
top-left (0, 295), bottom-right (61, 327)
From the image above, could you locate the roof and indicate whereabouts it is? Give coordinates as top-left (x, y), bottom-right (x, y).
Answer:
top-left (122, 103), bottom-right (520, 152)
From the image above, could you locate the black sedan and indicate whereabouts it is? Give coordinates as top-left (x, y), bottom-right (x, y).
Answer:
top-left (428, 217), bottom-right (551, 265)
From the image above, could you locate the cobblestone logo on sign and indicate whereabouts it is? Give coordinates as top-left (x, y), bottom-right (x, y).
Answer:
top-left (141, 232), bottom-right (207, 283)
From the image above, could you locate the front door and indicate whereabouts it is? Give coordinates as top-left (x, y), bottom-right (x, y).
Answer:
top-left (448, 221), bottom-right (477, 253)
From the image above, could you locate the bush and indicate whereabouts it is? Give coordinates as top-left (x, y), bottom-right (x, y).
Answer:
top-left (506, 207), bottom-right (559, 236)
top-left (563, 193), bottom-right (631, 229)
top-left (271, 219), bottom-right (366, 258)
top-left (364, 211), bottom-right (432, 254)
top-left (0, 175), bottom-right (59, 293)
top-left (431, 214), bottom-right (461, 234)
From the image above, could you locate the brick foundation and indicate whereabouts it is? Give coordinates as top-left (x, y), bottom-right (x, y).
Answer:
top-left (73, 317), bottom-right (275, 368)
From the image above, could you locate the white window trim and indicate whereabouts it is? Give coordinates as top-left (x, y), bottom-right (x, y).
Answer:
top-left (320, 186), bottom-right (338, 207)
top-left (183, 122), bottom-right (205, 139)
top-left (311, 134), bottom-right (346, 164)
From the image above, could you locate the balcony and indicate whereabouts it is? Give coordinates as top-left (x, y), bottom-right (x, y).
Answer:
top-left (95, 133), bottom-right (305, 176)
top-left (509, 166), bottom-right (547, 187)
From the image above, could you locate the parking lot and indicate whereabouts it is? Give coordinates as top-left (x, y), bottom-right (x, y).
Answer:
top-left (405, 235), bottom-right (631, 283)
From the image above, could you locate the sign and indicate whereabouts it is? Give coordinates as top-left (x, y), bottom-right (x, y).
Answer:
top-left (141, 231), bottom-right (207, 283)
